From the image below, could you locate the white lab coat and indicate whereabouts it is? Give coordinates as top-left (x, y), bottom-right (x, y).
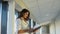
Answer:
top-left (15, 18), bottom-right (40, 34)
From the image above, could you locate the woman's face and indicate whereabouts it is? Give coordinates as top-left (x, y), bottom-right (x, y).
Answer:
top-left (23, 12), bottom-right (29, 19)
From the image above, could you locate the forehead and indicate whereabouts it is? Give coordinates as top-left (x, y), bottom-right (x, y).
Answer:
top-left (25, 12), bottom-right (29, 14)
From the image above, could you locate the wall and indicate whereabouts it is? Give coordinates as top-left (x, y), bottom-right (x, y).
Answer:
top-left (55, 15), bottom-right (60, 34)
top-left (49, 14), bottom-right (60, 34)
top-left (7, 1), bottom-right (15, 34)
top-left (49, 22), bottom-right (56, 34)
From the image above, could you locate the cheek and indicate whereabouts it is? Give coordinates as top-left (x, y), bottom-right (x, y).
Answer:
top-left (25, 15), bottom-right (28, 17)
top-left (23, 15), bottom-right (27, 18)
top-left (24, 15), bottom-right (28, 18)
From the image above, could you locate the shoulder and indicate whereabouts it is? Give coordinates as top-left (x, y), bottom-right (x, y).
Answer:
top-left (16, 18), bottom-right (21, 22)
top-left (16, 18), bottom-right (21, 24)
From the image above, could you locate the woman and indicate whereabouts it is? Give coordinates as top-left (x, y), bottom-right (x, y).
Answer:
top-left (16, 9), bottom-right (33, 34)
top-left (16, 9), bottom-right (40, 34)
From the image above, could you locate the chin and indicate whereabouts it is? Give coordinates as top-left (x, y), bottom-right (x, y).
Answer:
top-left (24, 18), bottom-right (28, 20)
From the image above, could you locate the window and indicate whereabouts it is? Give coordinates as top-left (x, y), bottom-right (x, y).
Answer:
top-left (1, 1), bottom-right (8, 34)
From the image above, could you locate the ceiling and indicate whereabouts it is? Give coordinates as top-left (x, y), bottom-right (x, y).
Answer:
top-left (15, 3), bottom-right (22, 11)
top-left (15, 0), bottom-right (60, 25)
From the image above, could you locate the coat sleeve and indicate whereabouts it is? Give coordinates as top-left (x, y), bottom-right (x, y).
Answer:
top-left (16, 19), bottom-right (21, 34)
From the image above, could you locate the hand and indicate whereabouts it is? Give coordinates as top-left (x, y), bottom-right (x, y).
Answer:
top-left (18, 29), bottom-right (28, 33)
top-left (28, 28), bottom-right (34, 33)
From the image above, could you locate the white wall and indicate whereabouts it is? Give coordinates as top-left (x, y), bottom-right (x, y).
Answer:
top-left (49, 14), bottom-right (60, 34)
top-left (55, 15), bottom-right (60, 34)
top-left (7, 1), bottom-right (15, 34)
top-left (49, 22), bottom-right (56, 34)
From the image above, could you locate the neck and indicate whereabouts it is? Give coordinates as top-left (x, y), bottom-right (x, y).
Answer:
top-left (20, 17), bottom-right (27, 21)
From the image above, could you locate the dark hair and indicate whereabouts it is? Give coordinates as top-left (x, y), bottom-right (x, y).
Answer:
top-left (17, 9), bottom-right (30, 20)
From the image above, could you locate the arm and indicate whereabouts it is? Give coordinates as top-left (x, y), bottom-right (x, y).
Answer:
top-left (18, 28), bottom-right (34, 33)
top-left (18, 29), bottom-right (28, 33)
top-left (33, 26), bottom-right (41, 32)
top-left (33, 22), bottom-right (41, 32)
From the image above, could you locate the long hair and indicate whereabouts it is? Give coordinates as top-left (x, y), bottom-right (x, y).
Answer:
top-left (17, 9), bottom-right (30, 20)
